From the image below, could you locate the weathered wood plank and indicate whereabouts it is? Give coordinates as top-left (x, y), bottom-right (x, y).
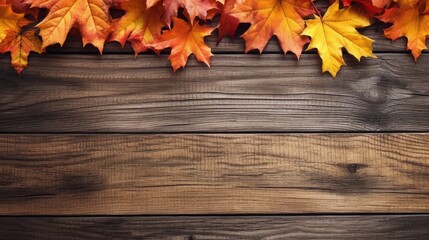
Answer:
top-left (46, 24), bottom-right (428, 54)
top-left (0, 134), bottom-right (428, 215)
top-left (1, 215), bottom-right (428, 239)
top-left (1, 54), bottom-right (428, 132)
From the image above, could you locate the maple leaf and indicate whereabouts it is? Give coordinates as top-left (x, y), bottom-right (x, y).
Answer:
top-left (1, 0), bottom-right (35, 15)
top-left (216, 0), bottom-right (243, 44)
top-left (302, 0), bottom-right (376, 77)
top-left (342, 0), bottom-right (382, 16)
top-left (109, 0), bottom-right (165, 55)
top-left (395, 0), bottom-right (419, 7)
top-left (0, 28), bottom-right (43, 73)
top-left (149, 17), bottom-right (214, 71)
top-left (378, 0), bottom-right (429, 60)
top-left (232, 0), bottom-right (315, 57)
top-left (31, 0), bottom-right (115, 52)
top-left (342, 0), bottom-right (392, 11)
top-left (147, 0), bottom-right (217, 24)
top-left (373, 0), bottom-right (393, 7)
top-left (0, 3), bottom-right (26, 43)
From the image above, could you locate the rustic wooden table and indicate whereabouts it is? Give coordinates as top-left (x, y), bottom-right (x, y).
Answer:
top-left (0, 26), bottom-right (428, 239)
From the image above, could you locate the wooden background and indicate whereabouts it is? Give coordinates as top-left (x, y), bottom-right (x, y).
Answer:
top-left (1, 21), bottom-right (429, 239)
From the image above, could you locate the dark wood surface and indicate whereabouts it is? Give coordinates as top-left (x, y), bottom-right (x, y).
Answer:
top-left (1, 8), bottom-right (429, 238)
top-left (1, 54), bottom-right (429, 132)
top-left (1, 134), bottom-right (428, 215)
top-left (1, 215), bottom-right (428, 240)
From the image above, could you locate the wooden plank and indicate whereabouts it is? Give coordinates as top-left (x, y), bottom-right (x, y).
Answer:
top-left (0, 134), bottom-right (428, 215)
top-left (1, 215), bottom-right (428, 239)
top-left (46, 24), bottom-right (427, 54)
top-left (1, 54), bottom-right (429, 132)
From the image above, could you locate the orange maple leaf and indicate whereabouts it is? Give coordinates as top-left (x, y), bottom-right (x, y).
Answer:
top-left (149, 17), bottom-right (214, 72)
top-left (0, 29), bottom-right (43, 73)
top-left (31, 0), bottom-right (115, 52)
top-left (232, 0), bottom-right (315, 57)
top-left (147, 0), bottom-right (217, 24)
top-left (109, 0), bottom-right (165, 55)
top-left (378, 0), bottom-right (429, 60)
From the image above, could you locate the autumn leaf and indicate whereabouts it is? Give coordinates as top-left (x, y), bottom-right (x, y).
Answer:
top-left (302, 0), bottom-right (376, 77)
top-left (109, 0), bottom-right (165, 55)
top-left (232, 0), bottom-right (315, 57)
top-left (216, 0), bottom-right (243, 44)
top-left (0, 3), bottom-right (26, 43)
top-left (0, 29), bottom-right (43, 73)
top-left (147, 0), bottom-right (217, 24)
top-left (149, 17), bottom-right (214, 71)
top-left (373, 0), bottom-right (393, 7)
top-left (31, 0), bottom-right (115, 52)
top-left (378, 0), bottom-right (429, 60)
top-left (342, 0), bottom-right (382, 16)
top-left (1, 0), bottom-right (36, 16)
top-left (395, 0), bottom-right (419, 7)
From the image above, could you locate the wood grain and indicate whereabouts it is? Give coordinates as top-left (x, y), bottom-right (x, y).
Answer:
top-left (0, 134), bottom-right (428, 215)
top-left (1, 215), bottom-right (428, 239)
top-left (1, 54), bottom-right (429, 132)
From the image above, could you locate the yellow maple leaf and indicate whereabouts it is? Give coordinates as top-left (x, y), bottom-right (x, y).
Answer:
top-left (109, 0), bottom-right (165, 55)
top-left (0, 29), bottom-right (43, 73)
top-left (302, 0), bottom-right (376, 77)
top-left (232, 0), bottom-right (315, 56)
top-left (149, 17), bottom-right (214, 72)
top-left (31, 0), bottom-right (114, 52)
top-left (0, 3), bottom-right (26, 43)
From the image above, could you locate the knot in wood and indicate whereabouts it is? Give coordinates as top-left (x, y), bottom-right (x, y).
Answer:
top-left (347, 164), bottom-right (358, 173)
top-left (364, 86), bottom-right (387, 104)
